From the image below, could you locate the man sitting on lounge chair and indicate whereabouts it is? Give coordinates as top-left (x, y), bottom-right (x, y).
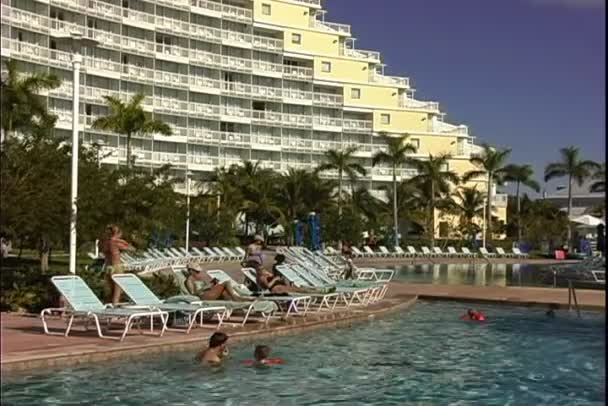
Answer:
top-left (186, 264), bottom-right (249, 302)
top-left (197, 332), bottom-right (229, 366)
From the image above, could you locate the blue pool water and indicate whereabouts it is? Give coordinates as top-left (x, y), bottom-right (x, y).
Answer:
top-left (395, 263), bottom-right (557, 287)
top-left (2, 301), bottom-right (605, 405)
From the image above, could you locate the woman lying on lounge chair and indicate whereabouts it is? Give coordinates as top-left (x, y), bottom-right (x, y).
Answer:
top-left (186, 264), bottom-right (250, 302)
top-left (247, 259), bottom-right (335, 295)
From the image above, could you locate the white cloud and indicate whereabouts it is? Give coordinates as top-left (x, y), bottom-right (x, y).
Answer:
top-left (529, 0), bottom-right (605, 9)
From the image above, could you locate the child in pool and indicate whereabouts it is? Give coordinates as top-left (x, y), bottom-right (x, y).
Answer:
top-left (243, 345), bottom-right (284, 366)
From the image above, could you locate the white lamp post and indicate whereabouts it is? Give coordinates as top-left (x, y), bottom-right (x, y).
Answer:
top-left (482, 197), bottom-right (487, 249)
top-left (56, 32), bottom-right (99, 274)
top-left (185, 171), bottom-right (193, 252)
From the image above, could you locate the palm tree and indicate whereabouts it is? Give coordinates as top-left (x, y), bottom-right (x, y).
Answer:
top-left (372, 134), bottom-right (417, 246)
top-left (1, 59), bottom-right (61, 140)
top-left (463, 144), bottom-right (511, 239)
top-left (316, 147), bottom-right (367, 216)
top-left (544, 146), bottom-right (599, 243)
top-left (503, 164), bottom-right (541, 241)
top-left (449, 187), bottom-right (486, 240)
top-left (92, 93), bottom-right (172, 169)
top-left (408, 153), bottom-right (460, 246)
top-left (589, 163), bottom-right (605, 193)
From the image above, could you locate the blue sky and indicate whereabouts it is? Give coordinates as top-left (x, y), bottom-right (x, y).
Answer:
top-left (325, 0), bottom-right (605, 196)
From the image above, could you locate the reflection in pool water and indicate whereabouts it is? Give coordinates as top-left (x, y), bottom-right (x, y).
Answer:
top-left (2, 301), bottom-right (604, 405)
top-left (394, 263), bottom-right (556, 287)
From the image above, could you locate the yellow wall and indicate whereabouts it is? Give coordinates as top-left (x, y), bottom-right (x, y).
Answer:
top-left (344, 85), bottom-right (399, 109)
top-left (253, 0), bottom-right (310, 28)
top-left (407, 134), bottom-right (458, 156)
top-left (313, 56), bottom-right (369, 82)
top-left (372, 110), bottom-right (428, 133)
top-left (284, 29), bottom-right (341, 56)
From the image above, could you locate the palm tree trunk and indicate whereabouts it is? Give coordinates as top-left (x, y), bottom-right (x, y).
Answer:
top-left (392, 164), bottom-right (399, 247)
top-left (338, 170), bottom-right (343, 217)
top-left (486, 174), bottom-right (493, 241)
top-left (126, 133), bottom-right (132, 170)
top-left (430, 182), bottom-right (435, 248)
top-left (567, 175), bottom-right (573, 246)
top-left (516, 181), bottom-right (522, 241)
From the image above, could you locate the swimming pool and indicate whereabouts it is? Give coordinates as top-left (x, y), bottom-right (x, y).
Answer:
top-left (394, 263), bottom-right (558, 287)
top-left (2, 301), bottom-right (604, 405)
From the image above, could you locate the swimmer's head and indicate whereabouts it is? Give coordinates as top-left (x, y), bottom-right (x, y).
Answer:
top-left (467, 309), bottom-right (475, 317)
top-left (209, 332), bottom-right (228, 351)
top-left (254, 345), bottom-right (271, 361)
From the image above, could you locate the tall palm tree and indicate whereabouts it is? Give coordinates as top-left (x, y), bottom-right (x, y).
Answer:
top-left (503, 164), bottom-right (541, 241)
top-left (92, 93), bottom-right (172, 169)
top-left (463, 144), bottom-right (511, 239)
top-left (408, 153), bottom-right (460, 246)
top-left (372, 134), bottom-right (417, 246)
top-left (589, 163), bottom-right (605, 193)
top-left (316, 146), bottom-right (367, 216)
top-left (449, 186), bottom-right (486, 240)
top-left (1, 59), bottom-right (61, 140)
top-left (544, 146), bottom-right (599, 243)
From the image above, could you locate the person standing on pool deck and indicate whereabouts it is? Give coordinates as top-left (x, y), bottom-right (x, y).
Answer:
top-left (100, 225), bottom-right (136, 306)
top-left (245, 235), bottom-right (265, 266)
top-left (197, 332), bottom-right (229, 365)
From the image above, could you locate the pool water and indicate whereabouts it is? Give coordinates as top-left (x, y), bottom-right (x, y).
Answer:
top-left (395, 263), bottom-right (557, 287)
top-left (2, 301), bottom-right (605, 405)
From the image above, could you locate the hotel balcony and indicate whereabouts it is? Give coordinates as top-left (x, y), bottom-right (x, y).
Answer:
top-left (313, 93), bottom-right (344, 107)
top-left (370, 73), bottom-right (410, 88)
top-left (343, 119), bottom-right (373, 133)
top-left (341, 48), bottom-right (381, 63)
top-left (431, 120), bottom-right (469, 135)
top-left (282, 65), bottom-right (313, 80)
top-left (310, 19), bottom-right (351, 36)
top-left (493, 194), bottom-right (508, 208)
top-left (399, 97), bottom-right (440, 113)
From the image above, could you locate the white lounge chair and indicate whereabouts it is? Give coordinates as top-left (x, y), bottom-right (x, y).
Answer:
top-left (393, 246), bottom-right (407, 257)
top-left (447, 246), bottom-right (465, 258)
top-left (432, 247), bottom-right (449, 257)
top-left (379, 246), bottom-right (395, 257)
top-left (512, 247), bottom-right (529, 258)
top-left (406, 246), bottom-right (419, 257)
top-left (351, 247), bottom-right (367, 258)
top-left (495, 247), bottom-right (515, 258)
top-left (364, 246), bottom-right (382, 257)
top-left (461, 247), bottom-right (476, 258)
top-left (420, 246), bottom-right (434, 257)
top-left (479, 247), bottom-right (497, 258)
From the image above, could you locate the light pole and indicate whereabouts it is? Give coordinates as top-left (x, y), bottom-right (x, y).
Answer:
top-left (482, 197), bottom-right (487, 249)
top-left (56, 32), bottom-right (99, 274)
top-left (185, 171), bottom-right (193, 252)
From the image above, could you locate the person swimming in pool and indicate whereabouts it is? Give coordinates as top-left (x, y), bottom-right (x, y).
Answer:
top-left (243, 345), bottom-right (284, 366)
top-left (197, 332), bottom-right (229, 366)
top-left (461, 308), bottom-right (486, 321)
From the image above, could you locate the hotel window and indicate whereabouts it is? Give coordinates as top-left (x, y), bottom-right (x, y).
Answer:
top-left (410, 138), bottom-right (420, 150)
top-left (262, 4), bottom-right (271, 15)
top-left (381, 114), bottom-right (391, 125)
top-left (321, 61), bottom-right (331, 73)
top-left (351, 88), bottom-right (361, 99)
top-left (440, 162), bottom-right (449, 172)
top-left (291, 33), bottom-right (302, 44)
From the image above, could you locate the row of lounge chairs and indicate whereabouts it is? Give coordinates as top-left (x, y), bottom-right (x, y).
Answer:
top-left (43, 247), bottom-right (390, 342)
top-left (113, 246), bottom-right (247, 273)
top-left (326, 245), bottom-right (529, 259)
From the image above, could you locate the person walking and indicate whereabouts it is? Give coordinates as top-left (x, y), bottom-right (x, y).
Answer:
top-left (99, 225), bottom-right (136, 306)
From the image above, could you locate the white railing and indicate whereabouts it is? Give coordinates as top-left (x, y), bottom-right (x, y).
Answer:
top-left (313, 117), bottom-right (342, 128)
top-left (251, 85), bottom-right (283, 100)
top-left (312, 20), bottom-right (351, 36)
top-left (189, 102), bottom-right (221, 117)
top-left (121, 36), bottom-right (156, 55)
top-left (432, 120), bottom-right (469, 135)
top-left (190, 0), bottom-right (223, 14)
top-left (252, 36), bottom-right (283, 52)
top-left (154, 97), bottom-right (189, 114)
top-left (221, 81), bottom-right (252, 97)
top-left (220, 106), bottom-right (252, 119)
top-left (251, 110), bottom-right (282, 123)
top-left (292, 0), bottom-right (321, 6)
top-left (283, 113), bottom-right (313, 128)
top-left (343, 119), bottom-right (373, 132)
top-left (344, 142), bottom-right (373, 154)
top-left (156, 0), bottom-right (190, 9)
top-left (190, 49), bottom-right (222, 66)
top-left (283, 65), bottom-right (313, 79)
top-left (252, 135), bottom-right (281, 147)
top-left (122, 8), bottom-right (156, 26)
top-left (252, 60), bottom-right (283, 75)
top-left (370, 73), bottom-right (410, 87)
top-left (155, 43), bottom-right (189, 59)
top-left (188, 128), bottom-right (221, 144)
top-left (51, 0), bottom-right (122, 20)
top-left (190, 25), bottom-right (223, 43)
top-left (399, 97), bottom-right (440, 112)
top-left (493, 193), bottom-right (508, 208)
top-left (4, 6), bottom-right (48, 33)
top-left (283, 138), bottom-right (312, 150)
top-left (155, 15), bottom-right (190, 36)
top-left (221, 30), bottom-right (252, 46)
top-left (372, 167), bottom-right (417, 179)
top-left (155, 70), bottom-right (189, 88)
top-left (342, 48), bottom-right (381, 63)
top-left (189, 76), bottom-right (221, 90)
top-left (282, 88), bottom-right (313, 101)
top-left (312, 140), bottom-right (341, 152)
top-left (221, 55), bottom-right (252, 71)
top-left (222, 3), bottom-right (253, 22)
top-left (220, 131), bottom-right (251, 145)
top-left (122, 64), bottom-right (155, 83)
top-left (313, 93), bottom-right (343, 106)
top-left (189, 154), bottom-right (219, 167)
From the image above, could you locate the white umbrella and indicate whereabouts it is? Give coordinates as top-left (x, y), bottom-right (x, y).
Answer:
top-left (569, 215), bottom-right (605, 226)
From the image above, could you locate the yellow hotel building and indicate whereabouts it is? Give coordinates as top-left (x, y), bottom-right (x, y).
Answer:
top-left (1, 0), bottom-right (507, 237)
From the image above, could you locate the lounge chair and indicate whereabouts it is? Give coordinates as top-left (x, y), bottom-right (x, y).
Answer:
top-left (206, 269), bottom-right (312, 318)
top-left (211, 247), bottom-right (230, 261)
top-left (351, 246), bottom-right (367, 258)
top-left (221, 247), bottom-right (241, 261)
top-left (393, 246), bottom-right (410, 257)
top-left (191, 247), bottom-right (213, 262)
top-left (203, 247), bottom-right (223, 262)
top-left (169, 269), bottom-right (279, 326)
top-left (447, 246), bottom-right (465, 258)
top-left (41, 275), bottom-right (169, 341)
top-left (495, 247), bottom-right (515, 258)
top-left (234, 246), bottom-right (247, 259)
top-left (479, 247), bottom-right (497, 258)
top-left (512, 247), bottom-right (529, 258)
top-left (406, 246), bottom-right (419, 257)
top-left (432, 247), bottom-right (449, 257)
top-left (112, 273), bottom-right (228, 332)
top-left (325, 246), bottom-right (340, 256)
top-left (461, 247), bottom-right (476, 258)
top-left (379, 246), bottom-right (395, 257)
top-left (420, 246), bottom-right (434, 257)
top-left (363, 246), bottom-right (382, 257)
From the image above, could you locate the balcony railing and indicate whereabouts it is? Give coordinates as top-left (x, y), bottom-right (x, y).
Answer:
top-left (190, 25), bottom-right (223, 43)
top-left (189, 76), bottom-right (221, 90)
top-left (313, 117), bottom-right (342, 128)
top-left (222, 3), bottom-right (253, 23)
top-left (154, 70), bottom-right (189, 88)
top-left (252, 36), bottom-right (283, 52)
top-left (283, 113), bottom-right (313, 128)
top-left (220, 106), bottom-right (252, 119)
top-left (252, 135), bottom-right (282, 147)
top-left (221, 55), bottom-right (252, 72)
top-left (311, 20), bottom-right (351, 36)
top-left (283, 65), bottom-right (313, 80)
top-left (282, 88), bottom-right (313, 101)
top-left (493, 193), bottom-right (508, 208)
top-left (122, 8), bottom-right (156, 26)
top-left (252, 60), bottom-right (283, 75)
top-left (191, 0), bottom-right (223, 14)
top-left (343, 119), bottom-right (373, 133)
top-left (342, 48), bottom-right (381, 63)
top-left (220, 131), bottom-right (251, 145)
top-left (189, 102), bottom-right (221, 118)
top-left (122, 64), bottom-right (155, 83)
top-left (251, 110), bottom-right (282, 124)
top-left (432, 120), bottom-right (469, 135)
top-left (313, 93), bottom-right (343, 106)
top-left (251, 85), bottom-right (283, 100)
top-left (370, 73), bottom-right (410, 88)
top-left (189, 49), bottom-right (222, 67)
top-left (399, 97), bottom-right (440, 112)
top-left (154, 97), bottom-right (189, 114)
top-left (155, 43), bottom-right (189, 59)
top-left (188, 128), bottom-right (221, 144)
top-left (291, 0), bottom-right (321, 6)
